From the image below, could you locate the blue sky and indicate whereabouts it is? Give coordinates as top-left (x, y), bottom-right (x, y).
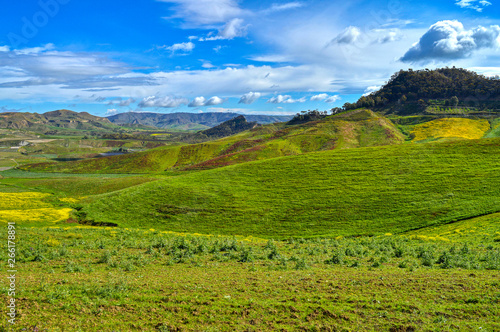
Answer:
top-left (0, 0), bottom-right (499, 116)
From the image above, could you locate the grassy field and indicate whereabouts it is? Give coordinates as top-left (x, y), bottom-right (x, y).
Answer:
top-left (0, 226), bottom-right (498, 331)
top-left (74, 138), bottom-right (500, 239)
top-left (2, 113), bottom-right (500, 330)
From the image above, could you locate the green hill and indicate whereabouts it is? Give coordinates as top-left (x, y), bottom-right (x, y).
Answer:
top-left (0, 109), bottom-right (121, 134)
top-left (78, 137), bottom-right (500, 238)
top-left (342, 68), bottom-right (500, 116)
top-left (20, 109), bottom-right (405, 173)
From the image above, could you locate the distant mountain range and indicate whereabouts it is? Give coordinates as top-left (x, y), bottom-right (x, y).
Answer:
top-left (0, 110), bottom-right (293, 134)
top-left (107, 112), bottom-right (293, 131)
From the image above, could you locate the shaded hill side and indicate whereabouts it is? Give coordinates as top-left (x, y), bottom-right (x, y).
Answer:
top-left (21, 109), bottom-right (405, 173)
top-left (79, 138), bottom-right (500, 238)
top-left (107, 112), bottom-right (293, 130)
top-left (197, 115), bottom-right (259, 139)
top-left (0, 109), bottom-right (119, 133)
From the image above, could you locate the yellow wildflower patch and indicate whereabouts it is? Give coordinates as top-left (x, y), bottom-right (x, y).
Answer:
top-left (0, 192), bottom-right (52, 210)
top-left (0, 192), bottom-right (73, 224)
top-left (59, 197), bottom-right (81, 204)
top-left (0, 208), bottom-right (72, 223)
top-left (411, 118), bottom-right (490, 141)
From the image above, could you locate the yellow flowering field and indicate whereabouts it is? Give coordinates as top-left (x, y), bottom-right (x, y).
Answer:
top-left (0, 192), bottom-right (72, 224)
top-left (411, 118), bottom-right (490, 141)
top-left (0, 192), bottom-right (52, 210)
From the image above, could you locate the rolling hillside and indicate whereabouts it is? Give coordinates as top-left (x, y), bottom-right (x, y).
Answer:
top-left (79, 137), bottom-right (500, 238)
top-left (21, 109), bottom-right (405, 173)
top-left (0, 109), bottom-right (120, 133)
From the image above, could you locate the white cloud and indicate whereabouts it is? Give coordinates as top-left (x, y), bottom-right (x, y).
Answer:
top-left (188, 96), bottom-right (225, 107)
top-left (310, 93), bottom-right (329, 101)
top-left (311, 94), bottom-right (341, 103)
top-left (219, 18), bottom-right (248, 39)
top-left (0, 46), bottom-right (10, 52)
top-left (105, 108), bottom-right (119, 116)
top-left (200, 60), bottom-right (215, 68)
top-left (159, 0), bottom-right (245, 26)
top-left (262, 2), bottom-right (304, 14)
top-left (138, 96), bottom-right (188, 108)
top-left (161, 42), bottom-right (195, 54)
top-left (325, 95), bottom-right (341, 103)
top-left (455, 0), bottom-right (492, 12)
top-left (375, 30), bottom-right (403, 44)
top-left (249, 55), bottom-right (293, 63)
top-left (268, 95), bottom-right (306, 104)
top-left (14, 43), bottom-right (55, 55)
top-left (206, 107), bottom-right (246, 113)
top-left (329, 26), bottom-right (361, 45)
top-left (239, 92), bottom-right (261, 104)
top-left (199, 18), bottom-right (248, 40)
top-left (400, 20), bottom-right (500, 63)
top-left (363, 86), bottom-right (381, 96)
top-left (117, 97), bottom-right (135, 107)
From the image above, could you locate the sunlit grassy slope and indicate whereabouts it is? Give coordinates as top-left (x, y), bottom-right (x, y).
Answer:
top-left (20, 109), bottom-right (405, 173)
top-left (81, 138), bottom-right (500, 239)
top-left (411, 118), bottom-right (490, 141)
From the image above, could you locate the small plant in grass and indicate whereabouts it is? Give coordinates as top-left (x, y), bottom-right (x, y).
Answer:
top-left (238, 247), bottom-right (254, 263)
top-left (294, 257), bottom-right (309, 270)
top-left (398, 260), bottom-right (409, 269)
top-left (64, 261), bottom-right (84, 273)
top-left (98, 251), bottom-right (112, 264)
top-left (325, 251), bottom-right (344, 265)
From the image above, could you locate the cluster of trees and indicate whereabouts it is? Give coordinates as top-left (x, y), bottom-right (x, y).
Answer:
top-left (199, 115), bottom-right (259, 138)
top-left (288, 110), bottom-right (329, 124)
top-left (369, 67), bottom-right (500, 105)
top-left (334, 68), bottom-right (500, 113)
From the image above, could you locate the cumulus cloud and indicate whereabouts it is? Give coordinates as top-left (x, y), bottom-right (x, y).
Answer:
top-left (325, 95), bottom-right (341, 103)
top-left (310, 93), bottom-right (329, 101)
top-left (363, 86), bottom-right (381, 96)
top-left (329, 26), bottom-right (361, 45)
top-left (455, 0), bottom-right (492, 12)
top-left (0, 46), bottom-right (10, 52)
top-left (375, 30), bottom-right (403, 44)
top-left (311, 94), bottom-right (341, 103)
top-left (400, 20), bottom-right (500, 63)
top-left (239, 92), bottom-right (261, 104)
top-left (105, 109), bottom-right (119, 116)
top-left (159, 0), bottom-right (245, 26)
top-left (268, 95), bottom-right (306, 104)
top-left (188, 96), bottom-right (225, 107)
top-left (161, 42), bottom-right (195, 54)
top-left (138, 96), bottom-right (188, 108)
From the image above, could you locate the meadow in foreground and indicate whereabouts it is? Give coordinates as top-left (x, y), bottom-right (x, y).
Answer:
top-left (0, 226), bottom-right (499, 331)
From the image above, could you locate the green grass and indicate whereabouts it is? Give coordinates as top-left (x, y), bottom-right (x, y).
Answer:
top-left (0, 226), bottom-right (498, 331)
top-left (77, 138), bottom-right (500, 238)
top-left (20, 109), bottom-right (405, 174)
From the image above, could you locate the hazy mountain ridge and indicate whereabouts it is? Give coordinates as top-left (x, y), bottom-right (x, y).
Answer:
top-left (107, 112), bottom-right (293, 130)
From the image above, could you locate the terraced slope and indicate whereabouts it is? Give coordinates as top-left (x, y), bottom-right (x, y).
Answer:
top-left (79, 138), bottom-right (500, 238)
top-left (21, 109), bottom-right (405, 173)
